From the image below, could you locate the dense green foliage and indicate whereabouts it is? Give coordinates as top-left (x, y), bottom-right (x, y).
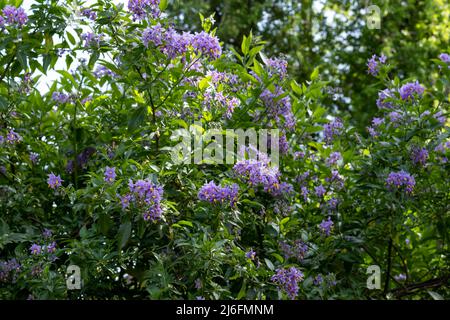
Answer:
top-left (0, 0), bottom-right (448, 300)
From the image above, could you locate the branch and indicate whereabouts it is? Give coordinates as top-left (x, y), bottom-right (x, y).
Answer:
top-left (391, 275), bottom-right (449, 298)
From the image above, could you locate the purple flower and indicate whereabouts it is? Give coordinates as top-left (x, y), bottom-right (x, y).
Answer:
top-left (81, 32), bottom-right (103, 48)
top-left (104, 166), bottom-right (116, 183)
top-left (191, 31), bottom-right (222, 60)
top-left (260, 86), bottom-right (295, 131)
top-left (315, 185), bottom-right (326, 198)
top-left (439, 53), bottom-right (450, 63)
top-left (327, 197), bottom-right (339, 210)
top-left (47, 173), bottom-right (63, 189)
top-left (233, 152), bottom-right (289, 196)
top-left (319, 217), bottom-right (334, 236)
top-left (93, 65), bottom-right (117, 78)
top-left (326, 152), bottom-right (342, 166)
top-left (367, 126), bottom-right (379, 138)
top-left (376, 88), bottom-right (395, 109)
top-left (394, 274), bottom-right (407, 281)
top-left (6, 129), bottom-right (21, 144)
top-left (47, 242), bottom-right (57, 253)
top-left (313, 274), bottom-right (323, 286)
top-left (194, 278), bottom-right (202, 289)
top-left (388, 111), bottom-right (402, 124)
top-left (294, 151), bottom-right (305, 160)
top-left (30, 244), bottom-right (42, 255)
top-left (271, 267), bottom-right (304, 300)
top-left (280, 240), bottom-right (308, 261)
top-left (399, 81), bottom-right (425, 100)
top-left (125, 179), bottom-right (164, 221)
top-left (411, 147), bottom-right (428, 166)
top-left (300, 186), bottom-right (309, 202)
top-left (0, 135), bottom-right (4, 144)
top-left (160, 28), bottom-right (192, 59)
top-left (198, 181), bottom-right (239, 207)
top-left (245, 249), bottom-right (256, 260)
top-left (81, 8), bottom-right (97, 20)
top-left (119, 194), bottom-right (132, 209)
top-left (433, 111), bottom-right (446, 125)
top-left (279, 133), bottom-right (289, 155)
top-left (52, 91), bottom-right (71, 104)
top-left (128, 0), bottom-right (160, 20)
top-left (29, 152), bottom-right (39, 164)
top-left (367, 54), bottom-right (386, 76)
top-left (372, 117), bottom-right (384, 127)
top-left (0, 258), bottom-right (21, 283)
top-left (323, 118), bottom-right (344, 143)
top-left (2, 5), bottom-right (28, 27)
top-left (42, 228), bottom-right (52, 239)
top-left (266, 57), bottom-right (288, 79)
top-left (386, 170), bottom-right (415, 194)
top-left (142, 23), bottom-right (164, 47)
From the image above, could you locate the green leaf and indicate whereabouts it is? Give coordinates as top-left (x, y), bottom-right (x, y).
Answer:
top-left (159, 0), bottom-right (168, 11)
top-left (310, 67), bottom-right (320, 81)
top-left (57, 70), bottom-right (77, 87)
top-left (128, 106), bottom-right (146, 132)
top-left (117, 221), bottom-right (132, 251)
top-left (428, 291), bottom-right (444, 300)
top-left (236, 280), bottom-right (247, 299)
top-left (241, 35), bottom-right (250, 55)
top-left (0, 96), bottom-right (9, 111)
top-left (291, 80), bottom-right (303, 95)
top-left (66, 31), bottom-right (76, 46)
top-left (264, 258), bottom-right (275, 271)
top-left (16, 51), bottom-right (27, 69)
top-left (43, 54), bottom-right (51, 74)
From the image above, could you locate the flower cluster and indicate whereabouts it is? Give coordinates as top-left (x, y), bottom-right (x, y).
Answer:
top-left (30, 241), bottom-right (56, 255)
top-left (52, 91), bottom-right (71, 104)
top-left (128, 0), bottom-right (160, 21)
top-left (66, 147), bottom-right (96, 173)
top-left (319, 217), bottom-right (334, 236)
top-left (271, 267), bottom-right (304, 300)
top-left (279, 240), bottom-right (308, 261)
top-left (81, 8), bottom-right (97, 20)
top-left (121, 179), bottom-right (164, 222)
top-left (367, 54), bottom-right (387, 76)
top-left (386, 170), bottom-right (415, 194)
top-left (376, 88), bottom-right (396, 109)
top-left (197, 181), bottom-right (239, 207)
top-left (142, 25), bottom-right (222, 61)
top-left (1, 5), bottom-right (28, 27)
top-left (266, 57), bottom-right (288, 79)
top-left (398, 81), bottom-right (425, 100)
top-left (2, 129), bottom-right (22, 144)
top-left (81, 32), bottom-right (103, 48)
top-left (233, 153), bottom-right (292, 197)
top-left (0, 258), bottom-right (21, 283)
top-left (434, 141), bottom-right (450, 163)
top-left (260, 86), bottom-right (295, 130)
top-left (191, 31), bottom-right (222, 60)
top-left (323, 118), bottom-right (344, 143)
top-left (104, 167), bottom-right (116, 183)
top-left (326, 151), bottom-right (342, 166)
top-left (93, 65), bottom-right (117, 78)
top-left (410, 147), bottom-right (428, 166)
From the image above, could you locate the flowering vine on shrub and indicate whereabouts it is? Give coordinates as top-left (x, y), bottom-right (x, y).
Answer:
top-left (0, 0), bottom-right (448, 300)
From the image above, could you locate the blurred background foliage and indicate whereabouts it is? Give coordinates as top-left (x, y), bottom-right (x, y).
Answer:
top-left (168, 0), bottom-right (450, 127)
